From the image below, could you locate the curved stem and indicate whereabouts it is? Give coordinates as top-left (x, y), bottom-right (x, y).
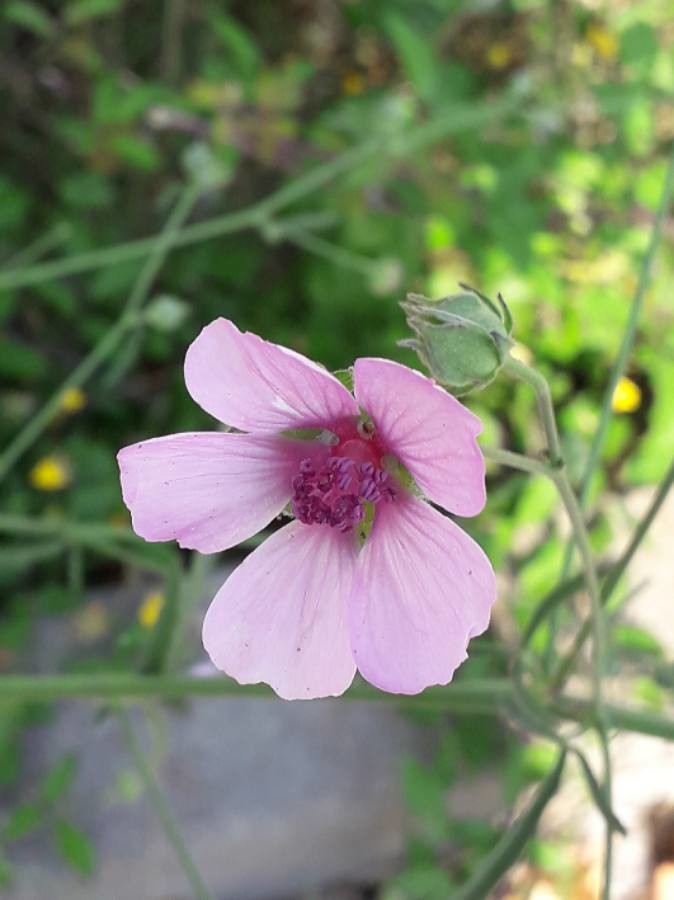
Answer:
top-left (552, 469), bottom-right (613, 900)
top-left (551, 456), bottom-right (674, 688)
top-left (481, 446), bottom-right (553, 479)
top-left (116, 707), bottom-right (213, 900)
top-left (502, 356), bottom-right (563, 466)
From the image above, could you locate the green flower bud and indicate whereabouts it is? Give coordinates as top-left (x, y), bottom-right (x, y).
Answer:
top-left (400, 285), bottom-right (513, 394)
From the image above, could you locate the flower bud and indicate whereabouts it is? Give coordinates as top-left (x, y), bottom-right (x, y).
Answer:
top-left (400, 286), bottom-right (513, 393)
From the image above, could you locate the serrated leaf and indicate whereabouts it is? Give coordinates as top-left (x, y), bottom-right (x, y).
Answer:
top-left (54, 819), bottom-right (96, 876)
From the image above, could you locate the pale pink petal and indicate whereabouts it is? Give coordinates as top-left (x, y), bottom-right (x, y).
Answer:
top-left (353, 358), bottom-right (486, 516)
top-left (349, 494), bottom-right (496, 694)
top-left (202, 521), bottom-right (357, 699)
top-left (118, 433), bottom-right (325, 553)
top-left (184, 318), bottom-right (358, 433)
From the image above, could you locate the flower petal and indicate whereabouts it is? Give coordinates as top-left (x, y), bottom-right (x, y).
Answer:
top-left (118, 432), bottom-right (323, 553)
top-left (349, 494), bottom-right (496, 695)
top-left (184, 318), bottom-right (358, 432)
top-left (202, 521), bottom-right (357, 700)
top-left (354, 358), bottom-right (486, 516)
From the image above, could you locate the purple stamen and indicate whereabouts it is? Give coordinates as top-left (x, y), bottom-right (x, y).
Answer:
top-left (291, 454), bottom-right (396, 532)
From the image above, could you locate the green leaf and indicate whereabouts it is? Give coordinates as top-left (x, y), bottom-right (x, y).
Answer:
top-left (402, 757), bottom-right (448, 844)
top-left (333, 367), bottom-right (354, 391)
top-left (64, 0), bottom-right (121, 26)
top-left (40, 754), bottom-right (77, 805)
top-left (209, 12), bottom-right (260, 77)
top-left (620, 22), bottom-right (658, 73)
top-left (614, 623), bottom-right (663, 658)
top-left (0, 339), bottom-right (49, 381)
top-left (54, 820), bottom-right (96, 876)
top-left (3, 803), bottom-right (42, 842)
top-left (4, 1), bottom-right (54, 37)
top-left (0, 739), bottom-right (20, 788)
top-left (574, 750), bottom-right (626, 835)
top-left (384, 13), bottom-right (437, 103)
top-left (109, 134), bottom-right (160, 171)
top-left (385, 862), bottom-right (455, 899)
top-left (0, 854), bottom-right (13, 889)
top-left (453, 750), bottom-right (567, 900)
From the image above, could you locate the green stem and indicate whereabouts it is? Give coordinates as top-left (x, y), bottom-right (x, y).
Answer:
top-left (481, 446), bottom-right (553, 479)
top-left (454, 749), bottom-right (568, 900)
top-left (551, 456), bottom-right (674, 688)
top-left (503, 352), bottom-right (613, 896)
top-left (0, 98), bottom-right (515, 293)
top-left (0, 184), bottom-right (200, 484)
top-left (0, 672), bottom-right (509, 707)
top-left (502, 356), bottom-right (563, 466)
top-left (0, 673), bottom-right (670, 742)
top-left (116, 707), bottom-right (213, 900)
top-left (2, 221), bottom-right (71, 269)
top-left (552, 469), bottom-right (613, 899)
top-left (555, 144), bottom-right (674, 625)
top-left (577, 145), bottom-right (674, 512)
top-left (285, 229), bottom-right (377, 276)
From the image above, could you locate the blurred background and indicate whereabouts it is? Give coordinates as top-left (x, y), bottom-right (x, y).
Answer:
top-left (1, 1), bottom-right (674, 898)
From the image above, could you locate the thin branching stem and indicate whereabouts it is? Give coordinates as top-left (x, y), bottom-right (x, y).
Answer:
top-left (116, 707), bottom-right (213, 900)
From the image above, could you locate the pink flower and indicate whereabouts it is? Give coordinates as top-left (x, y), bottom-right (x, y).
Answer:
top-left (118, 319), bottom-right (496, 699)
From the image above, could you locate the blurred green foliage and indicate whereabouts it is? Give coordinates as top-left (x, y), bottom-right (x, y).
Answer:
top-left (1, 0), bottom-right (674, 895)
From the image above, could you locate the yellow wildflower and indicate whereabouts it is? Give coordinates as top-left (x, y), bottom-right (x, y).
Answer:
top-left (342, 72), bottom-right (364, 95)
top-left (486, 42), bottom-right (512, 70)
top-left (612, 376), bottom-right (641, 414)
top-left (59, 386), bottom-right (87, 414)
top-left (29, 456), bottom-right (71, 491)
top-left (138, 591), bottom-right (165, 629)
top-left (586, 23), bottom-right (618, 61)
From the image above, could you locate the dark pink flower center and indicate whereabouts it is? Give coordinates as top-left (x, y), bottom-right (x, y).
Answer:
top-left (291, 442), bottom-right (396, 532)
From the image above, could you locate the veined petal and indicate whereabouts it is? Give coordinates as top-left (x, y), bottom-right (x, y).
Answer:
top-left (203, 521), bottom-right (357, 700)
top-left (184, 318), bottom-right (358, 432)
top-left (354, 358), bottom-right (486, 516)
top-left (118, 432), bottom-right (323, 553)
top-left (349, 494), bottom-right (496, 695)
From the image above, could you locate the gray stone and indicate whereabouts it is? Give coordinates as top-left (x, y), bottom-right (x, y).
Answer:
top-left (10, 693), bottom-right (432, 900)
top-left (5, 565), bottom-right (442, 900)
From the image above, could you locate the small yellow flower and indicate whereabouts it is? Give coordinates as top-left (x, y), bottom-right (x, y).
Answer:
top-left (59, 386), bottom-right (87, 414)
top-left (138, 591), bottom-right (165, 629)
top-left (612, 376), bottom-right (642, 414)
top-left (586, 23), bottom-right (618, 61)
top-left (486, 42), bottom-right (512, 70)
top-left (341, 72), bottom-right (364, 96)
top-left (29, 456), bottom-right (71, 491)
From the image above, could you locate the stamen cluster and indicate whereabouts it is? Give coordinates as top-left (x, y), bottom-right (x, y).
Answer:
top-left (291, 455), bottom-right (395, 532)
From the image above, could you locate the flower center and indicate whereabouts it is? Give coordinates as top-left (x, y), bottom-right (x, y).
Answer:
top-left (291, 443), bottom-right (396, 533)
